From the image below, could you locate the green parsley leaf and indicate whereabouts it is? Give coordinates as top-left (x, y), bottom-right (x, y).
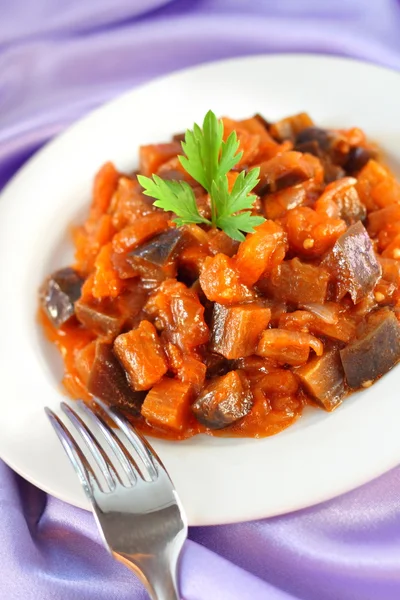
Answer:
top-left (137, 174), bottom-right (210, 226)
top-left (217, 213), bottom-right (266, 242)
top-left (178, 110), bottom-right (243, 198)
top-left (137, 110), bottom-right (266, 241)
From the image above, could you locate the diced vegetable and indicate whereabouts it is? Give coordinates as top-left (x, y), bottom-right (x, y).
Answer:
top-left (92, 243), bottom-right (123, 299)
top-left (192, 371), bottom-right (252, 429)
top-left (235, 221), bottom-right (288, 286)
top-left (74, 340), bottom-right (96, 386)
top-left (75, 299), bottom-right (125, 338)
top-left (284, 206), bottom-right (346, 257)
top-left (112, 213), bottom-right (170, 253)
top-left (270, 113), bottom-right (314, 142)
top-left (295, 126), bottom-right (333, 150)
top-left (379, 257), bottom-right (400, 286)
top-left (356, 160), bottom-right (400, 211)
top-left (344, 147), bottom-right (376, 173)
top-left (87, 341), bottom-right (146, 415)
top-left (340, 309), bottom-right (400, 388)
top-left (90, 162), bottom-right (119, 219)
top-left (199, 254), bottom-right (253, 304)
top-left (211, 303), bottom-right (271, 359)
top-left (259, 258), bottom-right (330, 305)
top-left (114, 320), bottom-right (168, 391)
top-left (315, 177), bottom-right (367, 225)
top-left (256, 151), bottom-right (324, 195)
top-left (367, 204), bottom-right (400, 238)
top-left (296, 349), bottom-right (345, 411)
top-left (128, 228), bottom-right (184, 267)
top-left (111, 177), bottom-right (156, 230)
top-left (257, 329), bottom-right (323, 365)
top-left (325, 221), bottom-right (382, 304)
top-left (145, 279), bottom-right (209, 351)
top-left (279, 309), bottom-right (356, 343)
top-left (39, 267), bottom-right (84, 328)
top-left (166, 343), bottom-right (206, 393)
top-left (141, 377), bottom-right (193, 432)
top-left (257, 370), bottom-right (299, 396)
top-left (263, 180), bottom-right (319, 220)
top-left (207, 229), bottom-right (239, 257)
top-left (139, 142), bottom-right (182, 177)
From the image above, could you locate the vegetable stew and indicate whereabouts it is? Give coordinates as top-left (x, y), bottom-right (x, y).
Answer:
top-left (39, 111), bottom-right (400, 440)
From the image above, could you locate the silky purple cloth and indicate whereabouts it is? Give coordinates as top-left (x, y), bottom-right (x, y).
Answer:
top-left (2, 1), bottom-right (400, 598)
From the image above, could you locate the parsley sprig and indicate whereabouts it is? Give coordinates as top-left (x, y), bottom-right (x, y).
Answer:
top-left (137, 110), bottom-right (265, 241)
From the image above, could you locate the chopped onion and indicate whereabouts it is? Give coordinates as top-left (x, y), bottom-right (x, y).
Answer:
top-left (301, 302), bottom-right (340, 325)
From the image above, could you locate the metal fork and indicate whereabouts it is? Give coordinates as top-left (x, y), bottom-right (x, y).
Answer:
top-left (45, 398), bottom-right (187, 600)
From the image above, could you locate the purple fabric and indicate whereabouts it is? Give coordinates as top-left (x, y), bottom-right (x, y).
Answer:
top-left (1, 0), bottom-right (400, 598)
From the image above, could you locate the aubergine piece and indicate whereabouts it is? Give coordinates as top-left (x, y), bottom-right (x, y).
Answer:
top-left (87, 341), bottom-right (145, 415)
top-left (75, 300), bottom-right (125, 338)
top-left (325, 221), bottom-right (381, 304)
top-left (296, 349), bottom-right (346, 411)
top-left (336, 187), bottom-right (367, 225)
top-left (340, 308), bottom-right (400, 389)
top-left (344, 147), bottom-right (376, 174)
top-left (295, 127), bottom-right (332, 150)
top-left (39, 267), bottom-right (83, 328)
top-left (192, 371), bottom-right (252, 429)
top-left (129, 229), bottom-right (184, 267)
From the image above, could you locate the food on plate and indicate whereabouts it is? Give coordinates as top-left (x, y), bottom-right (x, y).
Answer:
top-left (39, 110), bottom-right (400, 439)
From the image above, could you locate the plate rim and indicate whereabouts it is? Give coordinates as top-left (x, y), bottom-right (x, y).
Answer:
top-left (1, 52), bottom-right (400, 524)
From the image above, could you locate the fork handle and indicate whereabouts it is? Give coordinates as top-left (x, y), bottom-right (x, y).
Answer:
top-left (118, 554), bottom-right (180, 600)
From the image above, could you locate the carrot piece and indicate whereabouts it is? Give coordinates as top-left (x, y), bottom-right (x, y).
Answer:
top-left (114, 321), bottom-right (168, 391)
top-left (221, 117), bottom-right (261, 167)
top-left (112, 213), bottom-right (170, 253)
top-left (368, 204), bottom-right (400, 238)
top-left (211, 304), bottom-right (271, 359)
top-left (141, 377), bottom-right (193, 432)
top-left (236, 220), bottom-right (288, 286)
top-left (166, 343), bottom-right (206, 393)
top-left (139, 142), bottom-right (181, 177)
top-left (284, 206), bottom-right (346, 258)
top-left (90, 162), bottom-right (119, 219)
top-left (92, 243), bottom-right (123, 299)
top-left (199, 254), bottom-right (253, 304)
top-left (145, 280), bottom-right (209, 350)
top-left (356, 159), bottom-right (400, 210)
top-left (257, 329), bottom-right (323, 365)
top-left (258, 370), bottom-right (299, 396)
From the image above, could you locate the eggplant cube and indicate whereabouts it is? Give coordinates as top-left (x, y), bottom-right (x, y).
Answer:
top-left (87, 342), bottom-right (145, 415)
top-left (328, 221), bottom-right (381, 304)
top-left (39, 267), bottom-right (83, 328)
top-left (340, 309), bottom-right (400, 388)
top-left (129, 228), bottom-right (184, 267)
top-left (296, 349), bottom-right (345, 411)
top-left (192, 371), bottom-right (252, 429)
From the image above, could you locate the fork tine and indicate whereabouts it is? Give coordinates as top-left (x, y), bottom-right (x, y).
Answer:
top-left (77, 400), bottom-right (138, 486)
top-left (45, 407), bottom-right (95, 499)
top-left (60, 402), bottom-right (118, 491)
top-left (93, 397), bottom-right (158, 480)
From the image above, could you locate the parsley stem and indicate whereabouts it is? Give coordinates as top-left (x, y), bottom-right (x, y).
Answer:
top-left (210, 196), bottom-right (217, 228)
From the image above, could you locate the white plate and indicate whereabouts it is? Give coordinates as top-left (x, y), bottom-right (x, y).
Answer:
top-left (1, 54), bottom-right (400, 526)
